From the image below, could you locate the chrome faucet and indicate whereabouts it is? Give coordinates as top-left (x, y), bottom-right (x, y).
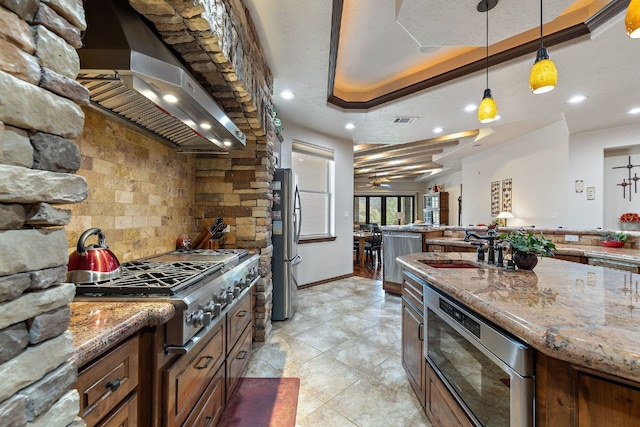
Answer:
top-left (464, 228), bottom-right (498, 264)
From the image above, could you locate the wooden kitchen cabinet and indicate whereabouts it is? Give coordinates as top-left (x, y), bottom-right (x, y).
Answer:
top-left (164, 320), bottom-right (225, 427)
top-left (536, 352), bottom-right (640, 426)
top-left (423, 192), bottom-right (449, 225)
top-left (181, 365), bottom-right (225, 427)
top-left (425, 362), bottom-right (474, 427)
top-left (226, 291), bottom-right (253, 400)
top-left (76, 335), bottom-right (139, 427)
top-left (401, 273), bottom-right (425, 407)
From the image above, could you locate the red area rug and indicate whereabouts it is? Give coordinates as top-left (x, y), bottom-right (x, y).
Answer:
top-left (217, 377), bottom-right (300, 427)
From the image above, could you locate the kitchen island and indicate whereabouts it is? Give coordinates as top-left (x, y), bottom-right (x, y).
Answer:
top-left (397, 251), bottom-right (640, 426)
top-left (380, 225), bottom-right (640, 294)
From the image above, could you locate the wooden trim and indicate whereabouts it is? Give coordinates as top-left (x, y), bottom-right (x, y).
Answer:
top-left (299, 236), bottom-right (337, 244)
top-left (326, 1), bottom-right (630, 110)
top-left (326, 0), bottom-right (343, 100)
top-left (297, 273), bottom-right (353, 289)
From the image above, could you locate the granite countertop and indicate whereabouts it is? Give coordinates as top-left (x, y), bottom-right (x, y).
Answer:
top-left (70, 301), bottom-right (175, 367)
top-left (397, 252), bottom-right (640, 383)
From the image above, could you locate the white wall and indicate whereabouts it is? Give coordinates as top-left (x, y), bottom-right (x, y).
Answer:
top-left (281, 122), bottom-right (354, 285)
top-left (460, 120), bottom-right (570, 228)
top-left (569, 123), bottom-right (640, 229)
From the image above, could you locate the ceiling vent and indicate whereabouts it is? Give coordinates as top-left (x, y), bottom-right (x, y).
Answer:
top-left (392, 117), bottom-right (418, 124)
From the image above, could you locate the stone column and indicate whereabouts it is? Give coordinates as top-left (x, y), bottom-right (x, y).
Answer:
top-left (0, 0), bottom-right (88, 425)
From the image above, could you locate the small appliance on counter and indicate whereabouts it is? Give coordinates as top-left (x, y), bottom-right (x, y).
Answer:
top-left (67, 228), bottom-right (121, 284)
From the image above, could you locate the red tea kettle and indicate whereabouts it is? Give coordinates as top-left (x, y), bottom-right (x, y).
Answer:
top-left (67, 228), bottom-right (122, 284)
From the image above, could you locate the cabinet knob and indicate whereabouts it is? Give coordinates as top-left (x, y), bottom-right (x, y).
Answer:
top-left (105, 378), bottom-right (121, 392)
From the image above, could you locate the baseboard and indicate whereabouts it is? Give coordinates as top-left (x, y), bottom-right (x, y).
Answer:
top-left (297, 273), bottom-right (354, 289)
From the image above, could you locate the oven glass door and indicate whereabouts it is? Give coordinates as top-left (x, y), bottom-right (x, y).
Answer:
top-left (427, 307), bottom-right (512, 426)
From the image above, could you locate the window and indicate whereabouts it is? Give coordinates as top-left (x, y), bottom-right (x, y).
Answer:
top-left (353, 195), bottom-right (415, 225)
top-left (292, 140), bottom-right (334, 238)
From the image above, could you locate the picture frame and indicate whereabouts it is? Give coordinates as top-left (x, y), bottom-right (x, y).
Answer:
top-left (501, 178), bottom-right (512, 213)
top-left (491, 181), bottom-right (500, 216)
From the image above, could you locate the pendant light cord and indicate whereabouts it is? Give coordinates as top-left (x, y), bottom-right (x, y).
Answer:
top-left (485, 0), bottom-right (489, 89)
top-left (540, 0), bottom-right (544, 49)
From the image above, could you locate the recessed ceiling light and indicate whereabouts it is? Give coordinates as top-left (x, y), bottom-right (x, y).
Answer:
top-left (567, 95), bottom-right (587, 104)
top-left (628, 107), bottom-right (640, 115)
top-left (163, 94), bottom-right (178, 103)
top-left (464, 104), bottom-right (477, 112)
top-left (280, 90), bottom-right (295, 100)
top-left (345, 123), bottom-right (356, 130)
top-left (433, 127), bottom-right (443, 133)
top-left (200, 123), bottom-right (212, 129)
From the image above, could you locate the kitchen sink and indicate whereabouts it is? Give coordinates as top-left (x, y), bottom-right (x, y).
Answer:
top-left (419, 260), bottom-right (478, 269)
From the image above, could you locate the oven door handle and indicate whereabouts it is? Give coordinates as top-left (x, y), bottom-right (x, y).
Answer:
top-left (165, 323), bottom-right (221, 355)
top-left (419, 322), bottom-right (424, 342)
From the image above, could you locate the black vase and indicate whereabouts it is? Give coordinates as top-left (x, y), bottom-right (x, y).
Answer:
top-left (513, 251), bottom-right (538, 270)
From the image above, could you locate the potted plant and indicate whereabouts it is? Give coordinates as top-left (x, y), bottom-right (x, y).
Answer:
top-left (600, 231), bottom-right (628, 248)
top-left (499, 231), bottom-right (556, 270)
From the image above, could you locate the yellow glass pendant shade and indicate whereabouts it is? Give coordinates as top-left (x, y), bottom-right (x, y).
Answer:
top-left (478, 89), bottom-right (497, 123)
top-left (529, 48), bottom-right (557, 94)
top-left (627, 0), bottom-right (640, 38)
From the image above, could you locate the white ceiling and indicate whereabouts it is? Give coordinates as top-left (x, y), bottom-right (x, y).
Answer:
top-left (243, 0), bottom-right (640, 183)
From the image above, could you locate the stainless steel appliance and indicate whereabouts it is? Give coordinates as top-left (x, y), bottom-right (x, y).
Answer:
top-left (271, 168), bottom-right (302, 320)
top-left (422, 277), bottom-right (534, 426)
top-left (77, 0), bottom-right (246, 153)
top-left (74, 249), bottom-right (260, 352)
top-left (383, 231), bottom-right (423, 284)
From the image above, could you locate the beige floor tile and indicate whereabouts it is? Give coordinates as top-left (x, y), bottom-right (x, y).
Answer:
top-left (297, 405), bottom-right (358, 427)
top-left (295, 352), bottom-right (364, 402)
top-left (249, 278), bottom-right (434, 427)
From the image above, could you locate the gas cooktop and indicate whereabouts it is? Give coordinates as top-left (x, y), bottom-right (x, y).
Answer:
top-left (74, 249), bottom-right (249, 296)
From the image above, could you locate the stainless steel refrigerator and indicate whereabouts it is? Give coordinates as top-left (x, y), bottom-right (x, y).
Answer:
top-left (271, 168), bottom-right (302, 320)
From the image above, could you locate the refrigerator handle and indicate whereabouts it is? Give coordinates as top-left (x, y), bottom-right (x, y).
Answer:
top-left (294, 185), bottom-right (302, 244)
top-left (292, 254), bottom-right (303, 265)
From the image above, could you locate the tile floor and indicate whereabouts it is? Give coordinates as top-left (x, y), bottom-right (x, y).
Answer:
top-left (244, 276), bottom-right (433, 427)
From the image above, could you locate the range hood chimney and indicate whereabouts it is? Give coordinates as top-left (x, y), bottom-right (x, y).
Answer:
top-left (78, 0), bottom-right (246, 152)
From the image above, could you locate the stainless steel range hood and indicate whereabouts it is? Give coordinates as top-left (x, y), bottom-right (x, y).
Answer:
top-left (77, 0), bottom-right (246, 153)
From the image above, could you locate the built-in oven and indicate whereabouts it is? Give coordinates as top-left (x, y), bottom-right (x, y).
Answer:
top-left (422, 278), bottom-right (534, 426)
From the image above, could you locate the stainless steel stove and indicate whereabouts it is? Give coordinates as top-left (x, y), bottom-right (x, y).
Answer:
top-left (74, 249), bottom-right (260, 351)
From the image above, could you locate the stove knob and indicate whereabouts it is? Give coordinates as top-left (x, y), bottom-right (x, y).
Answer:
top-left (213, 303), bottom-right (222, 316)
top-left (203, 301), bottom-right (222, 318)
top-left (190, 310), bottom-right (211, 328)
top-left (226, 292), bottom-right (234, 304)
top-left (233, 286), bottom-right (240, 298)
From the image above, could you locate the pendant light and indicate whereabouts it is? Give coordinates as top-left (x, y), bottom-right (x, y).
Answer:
top-left (529, 0), bottom-right (557, 94)
top-left (477, 0), bottom-right (497, 124)
top-left (627, 0), bottom-right (640, 38)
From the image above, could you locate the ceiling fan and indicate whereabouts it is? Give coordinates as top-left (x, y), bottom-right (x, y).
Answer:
top-left (358, 174), bottom-right (391, 189)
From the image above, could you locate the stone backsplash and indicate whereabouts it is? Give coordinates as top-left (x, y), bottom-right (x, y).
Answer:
top-left (0, 0), bottom-right (87, 425)
top-left (62, 108), bottom-right (198, 262)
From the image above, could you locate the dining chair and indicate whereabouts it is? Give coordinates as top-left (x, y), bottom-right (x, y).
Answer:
top-left (365, 227), bottom-right (382, 264)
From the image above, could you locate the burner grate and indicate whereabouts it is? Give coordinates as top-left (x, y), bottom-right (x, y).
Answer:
top-left (74, 260), bottom-right (223, 296)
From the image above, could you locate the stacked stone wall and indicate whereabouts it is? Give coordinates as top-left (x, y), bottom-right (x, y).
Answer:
top-left (0, 0), bottom-right (87, 425)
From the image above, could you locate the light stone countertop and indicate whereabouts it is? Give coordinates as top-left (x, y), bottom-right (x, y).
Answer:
top-left (69, 301), bottom-right (175, 367)
top-left (397, 252), bottom-right (640, 383)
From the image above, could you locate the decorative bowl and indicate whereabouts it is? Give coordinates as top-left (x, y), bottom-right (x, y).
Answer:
top-left (602, 241), bottom-right (625, 248)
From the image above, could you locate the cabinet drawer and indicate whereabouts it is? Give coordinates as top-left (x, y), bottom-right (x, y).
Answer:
top-left (402, 273), bottom-right (424, 312)
top-left (182, 365), bottom-right (225, 427)
top-left (77, 335), bottom-right (139, 426)
top-left (96, 392), bottom-right (137, 427)
top-left (226, 323), bottom-right (252, 400)
top-left (165, 321), bottom-right (225, 427)
top-left (227, 293), bottom-right (251, 352)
